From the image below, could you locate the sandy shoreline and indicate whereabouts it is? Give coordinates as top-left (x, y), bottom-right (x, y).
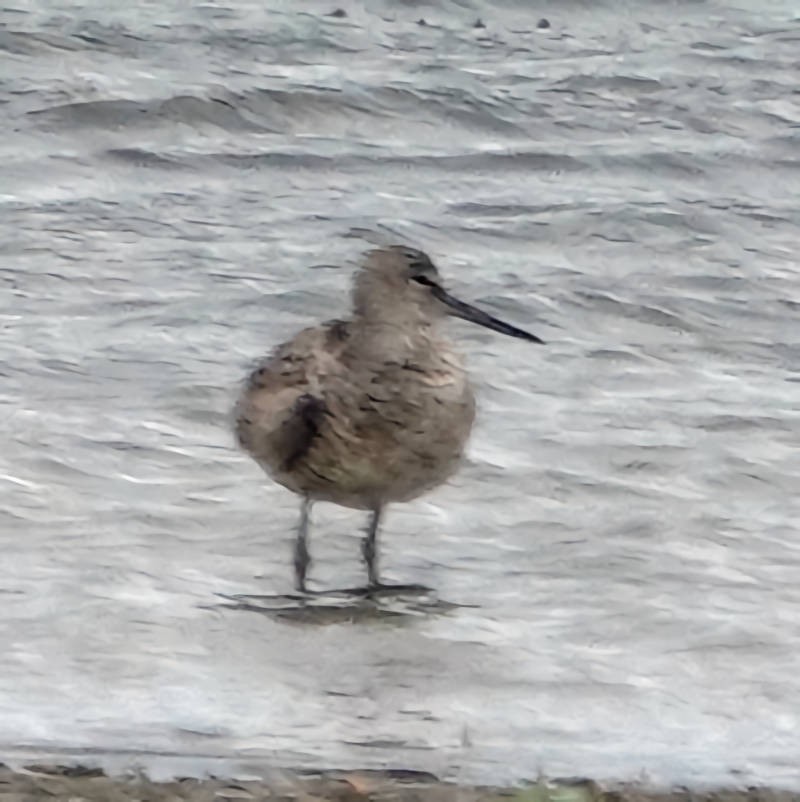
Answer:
top-left (2, 764), bottom-right (797, 802)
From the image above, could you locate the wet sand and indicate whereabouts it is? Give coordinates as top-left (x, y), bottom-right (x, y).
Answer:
top-left (1, 764), bottom-right (796, 802)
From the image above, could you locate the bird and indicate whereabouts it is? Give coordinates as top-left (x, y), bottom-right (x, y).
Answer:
top-left (234, 245), bottom-right (543, 594)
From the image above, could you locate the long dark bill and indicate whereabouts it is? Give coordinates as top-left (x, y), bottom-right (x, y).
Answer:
top-left (431, 285), bottom-right (545, 344)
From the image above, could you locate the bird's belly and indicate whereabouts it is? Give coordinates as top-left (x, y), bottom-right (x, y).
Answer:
top-left (283, 383), bottom-right (476, 509)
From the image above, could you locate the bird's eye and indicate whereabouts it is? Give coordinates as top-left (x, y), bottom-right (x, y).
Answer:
top-left (411, 274), bottom-right (435, 286)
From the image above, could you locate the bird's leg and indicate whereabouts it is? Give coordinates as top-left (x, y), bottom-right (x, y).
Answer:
top-left (361, 506), bottom-right (382, 588)
top-left (294, 498), bottom-right (312, 593)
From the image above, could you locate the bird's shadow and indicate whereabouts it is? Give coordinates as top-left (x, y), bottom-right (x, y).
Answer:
top-left (206, 584), bottom-right (477, 625)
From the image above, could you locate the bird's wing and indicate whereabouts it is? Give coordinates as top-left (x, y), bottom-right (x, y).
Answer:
top-left (234, 320), bottom-right (350, 471)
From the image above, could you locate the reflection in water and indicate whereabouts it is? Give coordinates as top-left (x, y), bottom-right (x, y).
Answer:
top-left (209, 588), bottom-right (470, 626)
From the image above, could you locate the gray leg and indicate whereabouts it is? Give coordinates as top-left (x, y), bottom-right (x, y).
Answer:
top-left (362, 506), bottom-right (382, 588)
top-left (294, 498), bottom-right (312, 593)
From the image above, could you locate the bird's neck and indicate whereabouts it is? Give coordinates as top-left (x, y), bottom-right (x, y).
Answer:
top-left (350, 318), bottom-right (443, 361)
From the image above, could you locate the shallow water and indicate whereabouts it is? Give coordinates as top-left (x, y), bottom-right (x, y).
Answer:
top-left (2, 0), bottom-right (800, 791)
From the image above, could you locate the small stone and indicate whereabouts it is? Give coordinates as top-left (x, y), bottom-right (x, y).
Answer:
top-left (416, 17), bottom-right (427, 26)
top-left (327, 8), bottom-right (346, 17)
top-left (537, 17), bottom-right (550, 29)
top-left (215, 786), bottom-right (255, 800)
top-left (474, 18), bottom-right (485, 28)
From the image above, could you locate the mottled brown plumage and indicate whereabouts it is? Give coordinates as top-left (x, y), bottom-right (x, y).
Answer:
top-left (234, 246), bottom-right (542, 592)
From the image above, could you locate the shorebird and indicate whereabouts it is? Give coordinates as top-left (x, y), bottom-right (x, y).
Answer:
top-left (234, 246), bottom-right (543, 593)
